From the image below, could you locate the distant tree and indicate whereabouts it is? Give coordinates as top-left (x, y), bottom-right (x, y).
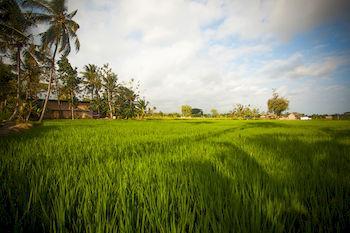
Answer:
top-left (211, 108), bottom-right (219, 118)
top-left (251, 107), bottom-right (260, 119)
top-left (267, 90), bottom-right (289, 116)
top-left (57, 56), bottom-right (80, 119)
top-left (115, 84), bottom-right (138, 119)
top-left (81, 64), bottom-right (101, 101)
top-left (100, 64), bottom-right (118, 118)
top-left (232, 104), bottom-right (245, 119)
top-left (181, 105), bottom-right (192, 117)
top-left (136, 98), bottom-right (149, 119)
top-left (231, 104), bottom-right (260, 119)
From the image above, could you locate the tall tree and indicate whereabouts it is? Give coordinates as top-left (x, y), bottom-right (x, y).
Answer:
top-left (57, 56), bottom-right (79, 119)
top-left (181, 105), bottom-right (192, 117)
top-left (267, 90), bottom-right (289, 116)
top-left (136, 98), bottom-right (149, 119)
top-left (0, 0), bottom-right (34, 121)
top-left (100, 64), bottom-right (117, 119)
top-left (210, 108), bottom-right (219, 118)
top-left (0, 61), bottom-right (16, 117)
top-left (22, 43), bottom-right (45, 121)
top-left (115, 85), bottom-right (138, 119)
top-left (81, 64), bottom-right (101, 100)
top-left (25, 0), bottom-right (80, 122)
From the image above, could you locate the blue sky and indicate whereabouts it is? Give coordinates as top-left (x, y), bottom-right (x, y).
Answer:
top-left (68, 0), bottom-right (350, 114)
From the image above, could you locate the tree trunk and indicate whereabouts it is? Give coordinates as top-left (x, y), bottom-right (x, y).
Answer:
top-left (8, 45), bottom-right (22, 121)
top-left (55, 76), bottom-right (63, 119)
top-left (38, 42), bottom-right (59, 123)
top-left (25, 102), bottom-right (32, 122)
top-left (107, 91), bottom-right (113, 119)
top-left (95, 90), bottom-right (100, 116)
top-left (71, 93), bottom-right (74, 120)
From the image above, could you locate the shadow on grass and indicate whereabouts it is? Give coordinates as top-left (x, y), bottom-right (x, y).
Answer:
top-left (244, 121), bottom-right (291, 129)
top-left (243, 133), bottom-right (350, 232)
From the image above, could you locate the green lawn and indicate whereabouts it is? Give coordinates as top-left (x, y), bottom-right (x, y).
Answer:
top-left (1, 119), bottom-right (349, 232)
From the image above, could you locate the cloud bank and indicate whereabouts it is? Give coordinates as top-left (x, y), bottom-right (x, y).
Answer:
top-left (67, 0), bottom-right (350, 114)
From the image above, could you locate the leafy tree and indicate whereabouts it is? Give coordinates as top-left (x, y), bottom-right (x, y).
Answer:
top-left (81, 64), bottom-right (102, 115)
top-left (267, 90), bottom-right (289, 116)
top-left (211, 108), bottom-right (219, 118)
top-left (114, 85), bottom-right (138, 119)
top-left (57, 56), bottom-right (80, 119)
top-left (81, 64), bottom-right (101, 101)
top-left (231, 104), bottom-right (245, 119)
top-left (232, 104), bottom-right (260, 119)
top-left (181, 105), bottom-right (192, 117)
top-left (22, 43), bottom-right (45, 121)
top-left (100, 63), bottom-right (118, 118)
top-left (0, 61), bottom-right (15, 119)
top-left (25, 0), bottom-right (80, 122)
top-left (0, 0), bottom-right (35, 120)
top-left (136, 98), bottom-right (149, 119)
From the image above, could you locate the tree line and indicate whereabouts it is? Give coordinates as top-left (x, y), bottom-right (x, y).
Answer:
top-left (180, 90), bottom-right (290, 119)
top-left (0, 0), bottom-right (149, 122)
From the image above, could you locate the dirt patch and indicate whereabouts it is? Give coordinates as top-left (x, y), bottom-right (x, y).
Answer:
top-left (0, 122), bottom-right (33, 136)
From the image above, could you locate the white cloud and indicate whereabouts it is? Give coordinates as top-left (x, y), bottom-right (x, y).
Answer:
top-left (258, 54), bottom-right (343, 79)
top-left (65, 0), bottom-right (350, 114)
top-left (214, 0), bottom-right (350, 40)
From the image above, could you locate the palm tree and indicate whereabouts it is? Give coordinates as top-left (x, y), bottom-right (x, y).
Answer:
top-left (100, 64), bottom-right (118, 119)
top-left (136, 98), bottom-right (149, 119)
top-left (81, 64), bottom-right (101, 100)
top-left (0, 0), bottom-right (34, 121)
top-left (25, 0), bottom-right (80, 122)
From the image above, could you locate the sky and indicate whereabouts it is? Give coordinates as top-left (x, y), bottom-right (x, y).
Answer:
top-left (67, 0), bottom-right (350, 114)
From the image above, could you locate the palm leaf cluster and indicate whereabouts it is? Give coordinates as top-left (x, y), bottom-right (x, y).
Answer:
top-left (0, 0), bottom-right (80, 122)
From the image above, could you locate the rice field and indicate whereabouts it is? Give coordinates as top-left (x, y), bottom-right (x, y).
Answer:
top-left (0, 119), bottom-right (349, 233)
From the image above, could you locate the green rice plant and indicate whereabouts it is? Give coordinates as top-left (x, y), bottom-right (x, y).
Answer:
top-left (0, 119), bottom-right (349, 232)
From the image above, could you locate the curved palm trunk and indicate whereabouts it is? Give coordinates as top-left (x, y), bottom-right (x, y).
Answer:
top-left (38, 42), bottom-right (58, 123)
top-left (8, 45), bottom-right (22, 121)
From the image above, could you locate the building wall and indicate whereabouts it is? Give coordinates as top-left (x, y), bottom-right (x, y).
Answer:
top-left (43, 100), bottom-right (93, 119)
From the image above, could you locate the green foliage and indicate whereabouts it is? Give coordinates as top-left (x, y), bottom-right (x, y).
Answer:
top-left (0, 120), bottom-right (349, 232)
top-left (181, 105), bottom-right (192, 117)
top-left (267, 91), bottom-right (289, 116)
top-left (26, 0), bottom-right (80, 56)
top-left (232, 104), bottom-right (260, 119)
top-left (0, 61), bottom-right (15, 102)
top-left (114, 85), bottom-right (138, 119)
top-left (136, 98), bottom-right (149, 119)
top-left (57, 56), bottom-right (80, 101)
top-left (81, 64), bottom-right (101, 101)
top-left (210, 108), bottom-right (219, 118)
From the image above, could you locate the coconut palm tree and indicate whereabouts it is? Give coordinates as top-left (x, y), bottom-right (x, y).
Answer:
top-left (81, 64), bottom-right (101, 100)
top-left (0, 0), bottom-right (34, 121)
top-left (136, 98), bottom-right (149, 119)
top-left (100, 64), bottom-right (118, 119)
top-left (25, 0), bottom-right (80, 122)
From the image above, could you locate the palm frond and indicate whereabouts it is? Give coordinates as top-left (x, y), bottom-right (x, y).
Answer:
top-left (51, 0), bottom-right (66, 14)
top-left (22, 0), bottom-right (52, 13)
top-left (27, 12), bottom-right (53, 24)
top-left (66, 9), bottom-right (77, 19)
